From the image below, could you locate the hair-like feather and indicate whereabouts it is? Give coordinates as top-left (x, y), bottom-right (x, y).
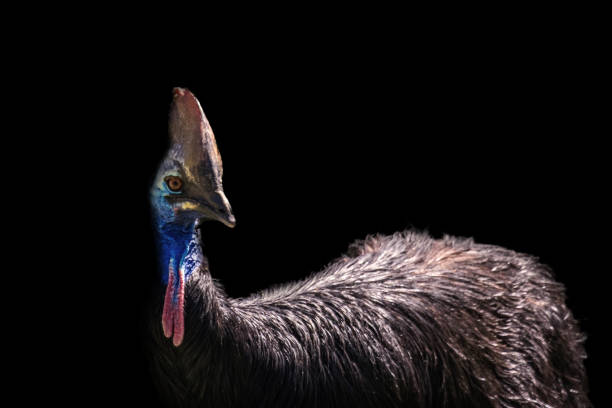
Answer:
top-left (148, 230), bottom-right (589, 407)
top-left (148, 88), bottom-right (590, 407)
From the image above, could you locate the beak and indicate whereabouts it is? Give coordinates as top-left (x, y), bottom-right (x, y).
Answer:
top-left (208, 189), bottom-right (236, 228)
top-left (176, 189), bottom-right (236, 228)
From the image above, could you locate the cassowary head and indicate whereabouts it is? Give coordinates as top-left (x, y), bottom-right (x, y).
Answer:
top-left (151, 88), bottom-right (235, 346)
top-left (151, 87), bottom-right (235, 229)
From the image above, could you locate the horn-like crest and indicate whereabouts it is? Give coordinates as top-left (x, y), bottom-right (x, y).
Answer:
top-left (169, 87), bottom-right (223, 185)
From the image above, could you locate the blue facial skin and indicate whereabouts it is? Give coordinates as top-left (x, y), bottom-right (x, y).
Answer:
top-left (151, 173), bottom-right (200, 295)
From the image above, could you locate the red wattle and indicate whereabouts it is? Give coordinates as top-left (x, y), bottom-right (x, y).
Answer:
top-left (172, 267), bottom-right (185, 346)
top-left (162, 264), bottom-right (175, 338)
top-left (161, 262), bottom-right (186, 346)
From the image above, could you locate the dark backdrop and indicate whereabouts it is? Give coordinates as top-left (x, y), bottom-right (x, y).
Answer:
top-left (35, 27), bottom-right (603, 406)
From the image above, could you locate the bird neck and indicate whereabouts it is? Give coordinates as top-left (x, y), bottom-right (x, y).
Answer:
top-left (155, 220), bottom-right (203, 285)
top-left (155, 218), bottom-right (215, 346)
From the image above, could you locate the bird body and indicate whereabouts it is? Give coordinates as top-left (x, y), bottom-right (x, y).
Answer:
top-left (149, 88), bottom-right (590, 407)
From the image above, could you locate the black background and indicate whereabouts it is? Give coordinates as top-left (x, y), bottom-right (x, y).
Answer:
top-left (21, 15), bottom-right (605, 406)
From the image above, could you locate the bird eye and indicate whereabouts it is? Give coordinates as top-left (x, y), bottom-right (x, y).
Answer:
top-left (164, 176), bottom-right (183, 192)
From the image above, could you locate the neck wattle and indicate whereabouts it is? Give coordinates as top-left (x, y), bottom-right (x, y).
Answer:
top-left (156, 221), bottom-right (203, 347)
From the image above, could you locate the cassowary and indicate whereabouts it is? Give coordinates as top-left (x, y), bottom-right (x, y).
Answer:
top-left (148, 88), bottom-right (590, 407)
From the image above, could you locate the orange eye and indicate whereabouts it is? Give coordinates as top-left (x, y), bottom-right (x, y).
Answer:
top-left (164, 176), bottom-right (183, 192)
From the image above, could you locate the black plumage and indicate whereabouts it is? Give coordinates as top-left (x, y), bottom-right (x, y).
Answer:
top-left (148, 230), bottom-right (590, 407)
top-left (148, 88), bottom-right (590, 407)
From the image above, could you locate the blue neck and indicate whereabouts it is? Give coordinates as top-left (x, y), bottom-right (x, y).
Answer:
top-left (155, 219), bottom-right (202, 285)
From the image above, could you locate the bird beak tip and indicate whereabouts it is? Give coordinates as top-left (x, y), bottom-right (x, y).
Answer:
top-left (225, 215), bottom-right (237, 228)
